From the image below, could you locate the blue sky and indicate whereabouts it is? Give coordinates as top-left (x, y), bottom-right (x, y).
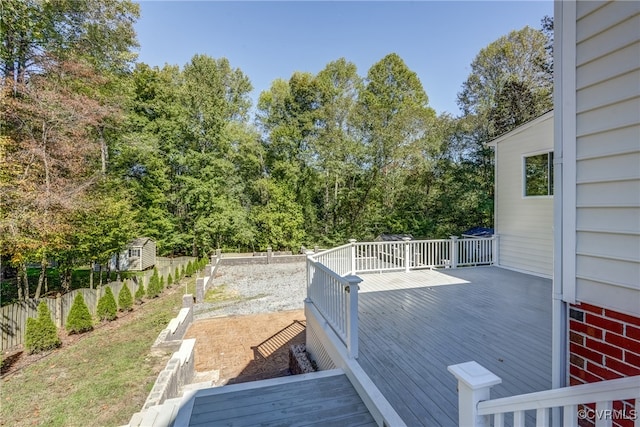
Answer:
top-left (135, 1), bottom-right (553, 116)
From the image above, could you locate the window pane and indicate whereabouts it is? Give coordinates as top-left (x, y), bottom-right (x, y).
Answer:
top-left (525, 153), bottom-right (550, 196)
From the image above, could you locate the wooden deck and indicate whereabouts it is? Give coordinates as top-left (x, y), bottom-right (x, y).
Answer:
top-left (357, 266), bottom-right (552, 426)
top-left (175, 369), bottom-right (377, 426)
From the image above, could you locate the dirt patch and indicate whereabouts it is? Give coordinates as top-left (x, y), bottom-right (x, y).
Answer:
top-left (184, 309), bottom-right (306, 385)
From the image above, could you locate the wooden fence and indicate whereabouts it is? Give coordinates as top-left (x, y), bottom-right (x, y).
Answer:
top-left (1, 257), bottom-right (194, 351)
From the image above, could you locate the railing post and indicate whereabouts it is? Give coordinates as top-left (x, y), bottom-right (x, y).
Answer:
top-left (349, 239), bottom-right (357, 275)
top-left (492, 235), bottom-right (499, 266)
top-left (448, 362), bottom-right (502, 427)
top-left (267, 246), bottom-right (272, 264)
top-left (450, 236), bottom-right (459, 268)
top-left (344, 275), bottom-right (362, 359)
top-left (403, 237), bottom-right (411, 272)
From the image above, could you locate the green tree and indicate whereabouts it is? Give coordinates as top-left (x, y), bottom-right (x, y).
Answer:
top-left (25, 301), bottom-right (61, 353)
top-left (167, 273), bottom-right (173, 288)
top-left (66, 293), bottom-right (94, 334)
top-left (118, 283), bottom-right (133, 311)
top-left (134, 280), bottom-right (145, 303)
top-left (357, 53), bottom-right (437, 235)
top-left (97, 287), bottom-right (117, 321)
top-left (146, 268), bottom-right (160, 298)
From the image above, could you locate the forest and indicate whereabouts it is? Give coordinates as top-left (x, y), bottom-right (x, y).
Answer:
top-left (0, 1), bottom-right (553, 299)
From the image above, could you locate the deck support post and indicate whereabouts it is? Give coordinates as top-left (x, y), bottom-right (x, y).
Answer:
top-left (344, 274), bottom-right (362, 359)
top-left (349, 239), bottom-right (357, 275)
top-left (492, 235), bottom-right (499, 266)
top-left (447, 361), bottom-right (502, 427)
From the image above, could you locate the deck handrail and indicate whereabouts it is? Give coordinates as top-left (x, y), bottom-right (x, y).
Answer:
top-left (449, 361), bottom-right (640, 427)
top-left (306, 256), bottom-right (360, 358)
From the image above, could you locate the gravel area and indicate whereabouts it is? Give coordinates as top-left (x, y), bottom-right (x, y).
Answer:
top-left (194, 262), bottom-right (307, 319)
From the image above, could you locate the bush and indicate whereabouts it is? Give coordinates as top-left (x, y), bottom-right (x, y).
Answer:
top-left (66, 294), bottom-right (93, 334)
top-left (134, 280), bottom-right (145, 303)
top-left (186, 261), bottom-right (193, 277)
top-left (174, 266), bottom-right (180, 281)
top-left (118, 283), bottom-right (133, 311)
top-left (181, 264), bottom-right (186, 278)
top-left (159, 274), bottom-right (165, 290)
top-left (167, 273), bottom-right (173, 288)
top-left (25, 301), bottom-right (61, 353)
top-left (97, 287), bottom-right (117, 321)
top-left (146, 268), bottom-right (160, 298)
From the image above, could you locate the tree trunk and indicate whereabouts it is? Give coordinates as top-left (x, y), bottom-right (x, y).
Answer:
top-left (34, 256), bottom-right (46, 299)
top-left (16, 266), bottom-right (23, 301)
top-left (99, 127), bottom-right (108, 175)
top-left (99, 265), bottom-right (103, 286)
top-left (22, 263), bottom-right (29, 299)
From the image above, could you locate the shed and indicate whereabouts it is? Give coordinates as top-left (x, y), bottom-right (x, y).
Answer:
top-left (110, 237), bottom-right (156, 271)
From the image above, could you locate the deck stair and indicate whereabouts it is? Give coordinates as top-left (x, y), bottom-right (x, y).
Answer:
top-left (127, 369), bottom-right (377, 427)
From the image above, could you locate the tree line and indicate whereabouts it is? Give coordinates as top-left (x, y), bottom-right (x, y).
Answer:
top-left (0, 0), bottom-right (553, 300)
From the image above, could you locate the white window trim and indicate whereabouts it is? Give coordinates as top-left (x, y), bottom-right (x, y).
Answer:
top-left (522, 150), bottom-right (555, 199)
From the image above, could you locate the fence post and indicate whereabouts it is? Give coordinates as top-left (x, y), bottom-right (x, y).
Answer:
top-left (403, 237), bottom-right (411, 272)
top-left (344, 275), bottom-right (362, 359)
top-left (348, 239), bottom-right (357, 275)
top-left (267, 246), bottom-right (273, 264)
top-left (450, 236), bottom-right (459, 268)
top-left (447, 361), bottom-right (502, 427)
top-left (196, 277), bottom-right (204, 303)
top-left (56, 293), bottom-right (62, 328)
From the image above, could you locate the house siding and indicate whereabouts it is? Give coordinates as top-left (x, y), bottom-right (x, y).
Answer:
top-left (492, 113), bottom-right (554, 277)
top-left (573, 0), bottom-right (640, 318)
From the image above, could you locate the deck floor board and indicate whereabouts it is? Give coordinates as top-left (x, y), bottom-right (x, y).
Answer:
top-left (357, 266), bottom-right (552, 426)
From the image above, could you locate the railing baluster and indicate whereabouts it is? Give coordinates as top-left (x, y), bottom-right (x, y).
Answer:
top-left (513, 410), bottom-right (525, 427)
top-left (494, 412), bottom-right (505, 427)
top-left (595, 401), bottom-right (612, 427)
top-left (564, 405), bottom-right (578, 427)
top-left (536, 407), bottom-right (549, 427)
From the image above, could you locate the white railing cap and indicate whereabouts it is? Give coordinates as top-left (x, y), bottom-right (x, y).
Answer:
top-left (448, 361), bottom-right (502, 389)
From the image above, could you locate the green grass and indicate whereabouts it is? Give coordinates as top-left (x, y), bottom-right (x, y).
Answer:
top-left (0, 286), bottom-right (183, 427)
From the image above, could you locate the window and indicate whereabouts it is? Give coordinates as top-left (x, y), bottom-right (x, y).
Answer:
top-left (524, 152), bottom-right (553, 196)
top-left (128, 248), bottom-right (141, 258)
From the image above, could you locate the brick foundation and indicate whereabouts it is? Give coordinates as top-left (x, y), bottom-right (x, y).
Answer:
top-left (569, 302), bottom-right (640, 427)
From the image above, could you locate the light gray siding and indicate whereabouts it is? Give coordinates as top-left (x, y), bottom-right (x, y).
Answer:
top-left (574, 0), bottom-right (640, 316)
top-left (489, 113), bottom-right (554, 277)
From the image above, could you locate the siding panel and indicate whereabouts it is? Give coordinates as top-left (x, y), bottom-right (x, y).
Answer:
top-left (493, 113), bottom-right (553, 277)
top-left (574, 1), bottom-right (640, 317)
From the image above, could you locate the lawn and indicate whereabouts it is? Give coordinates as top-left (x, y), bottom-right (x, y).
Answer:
top-left (0, 277), bottom-right (195, 427)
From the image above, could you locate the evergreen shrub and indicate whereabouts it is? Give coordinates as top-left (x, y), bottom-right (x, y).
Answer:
top-left (66, 294), bottom-right (93, 334)
top-left (97, 287), bottom-right (117, 321)
top-left (25, 301), bottom-right (61, 353)
top-left (118, 283), bottom-right (133, 311)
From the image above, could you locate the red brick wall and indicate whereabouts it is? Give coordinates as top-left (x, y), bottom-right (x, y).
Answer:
top-left (569, 302), bottom-right (640, 427)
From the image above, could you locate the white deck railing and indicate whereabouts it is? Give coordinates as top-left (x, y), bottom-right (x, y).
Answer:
top-left (306, 236), bottom-right (497, 360)
top-left (306, 257), bottom-right (360, 358)
top-left (449, 361), bottom-right (640, 427)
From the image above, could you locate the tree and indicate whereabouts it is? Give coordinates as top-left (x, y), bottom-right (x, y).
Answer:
top-left (134, 280), bottom-right (145, 303)
top-left (25, 301), bottom-right (61, 353)
top-left (66, 293), bottom-right (93, 334)
top-left (457, 26), bottom-right (553, 139)
top-left (357, 53), bottom-right (437, 235)
top-left (146, 268), bottom-right (160, 298)
top-left (0, 0), bottom-right (140, 83)
top-left (97, 286), bottom-right (117, 321)
top-left (118, 283), bottom-right (133, 311)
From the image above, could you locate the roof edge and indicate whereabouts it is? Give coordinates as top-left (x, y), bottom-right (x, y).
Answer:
top-left (485, 110), bottom-right (554, 147)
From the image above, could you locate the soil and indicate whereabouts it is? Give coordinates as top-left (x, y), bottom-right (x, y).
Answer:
top-left (184, 309), bottom-right (306, 385)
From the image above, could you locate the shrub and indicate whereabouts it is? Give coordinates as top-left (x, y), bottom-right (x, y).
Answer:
top-left (159, 274), bottom-right (165, 290)
top-left (97, 287), bottom-right (117, 321)
top-left (66, 294), bottom-right (93, 334)
top-left (167, 273), bottom-right (173, 288)
top-left (146, 268), bottom-right (160, 298)
top-left (118, 283), bottom-right (133, 311)
top-left (134, 281), bottom-right (145, 303)
top-left (181, 264), bottom-right (186, 278)
top-left (25, 301), bottom-right (61, 353)
top-left (186, 261), bottom-right (193, 277)
top-left (174, 266), bottom-right (180, 281)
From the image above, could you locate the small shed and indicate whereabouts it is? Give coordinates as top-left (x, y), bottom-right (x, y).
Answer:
top-left (110, 237), bottom-right (156, 271)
